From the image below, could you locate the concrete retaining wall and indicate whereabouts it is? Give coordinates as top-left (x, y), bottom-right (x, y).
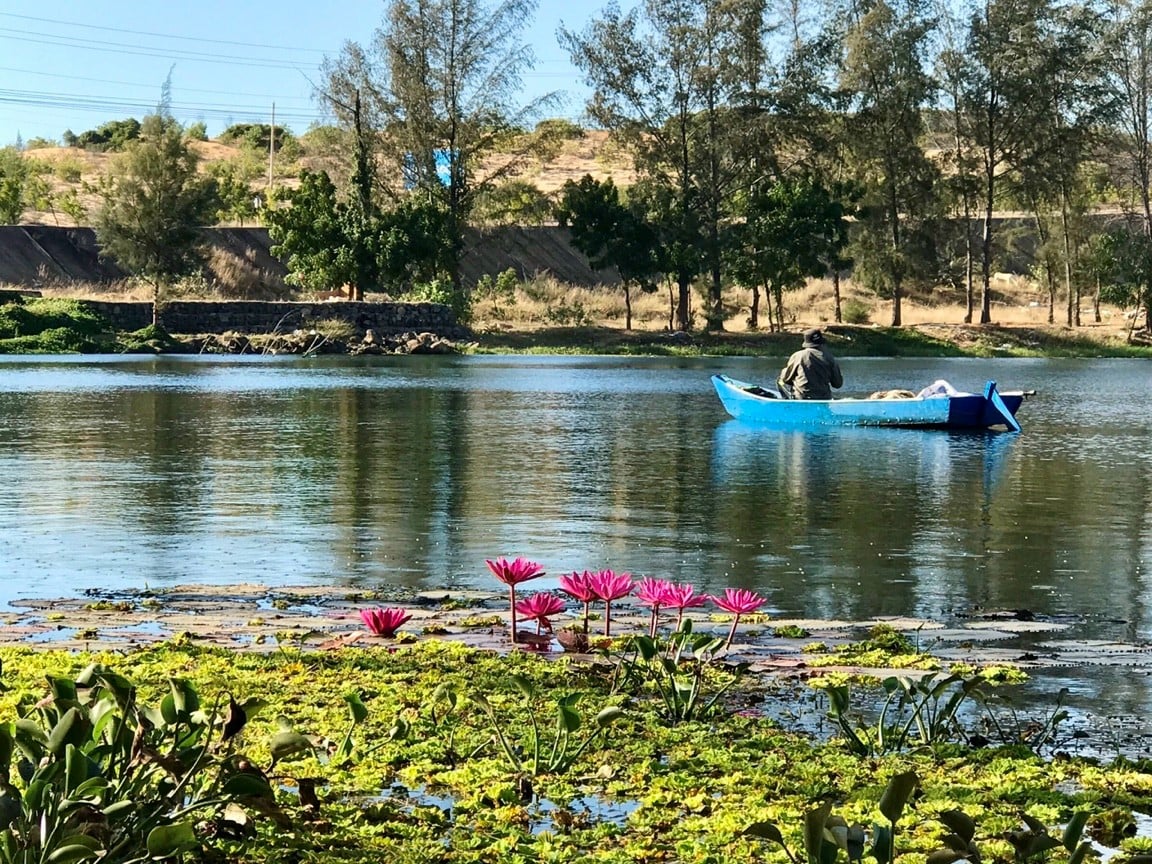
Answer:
top-left (83, 300), bottom-right (466, 337)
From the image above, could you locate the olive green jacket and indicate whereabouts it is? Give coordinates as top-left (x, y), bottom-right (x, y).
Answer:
top-left (778, 347), bottom-right (843, 400)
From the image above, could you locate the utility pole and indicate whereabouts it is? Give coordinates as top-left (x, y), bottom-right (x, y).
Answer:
top-left (268, 102), bottom-right (276, 192)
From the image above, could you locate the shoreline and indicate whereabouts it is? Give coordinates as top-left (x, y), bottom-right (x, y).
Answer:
top-left (88, 322), bottom-right (1152, 361)
top-left (6, 580), bottom-right (1144, 675)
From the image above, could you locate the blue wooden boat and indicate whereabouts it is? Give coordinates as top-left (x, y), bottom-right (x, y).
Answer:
top-left (712, 374), bottom-right (1027, 430)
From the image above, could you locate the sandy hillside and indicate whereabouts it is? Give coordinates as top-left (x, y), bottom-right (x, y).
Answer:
top-left (16, 129), bottom-right (632, 226)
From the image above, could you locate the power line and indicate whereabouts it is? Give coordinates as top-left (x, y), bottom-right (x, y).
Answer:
top-left (0, 27), bottom-right (323, 71)
top-left (0, 11), bottom-right (335, 54)
top-left (0, 65), bottom-right (316, 103)
top-left (0, 89), bottom-right (322, 125)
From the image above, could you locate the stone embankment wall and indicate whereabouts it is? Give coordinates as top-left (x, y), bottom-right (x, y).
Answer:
top-left (85, 300), bottom-right (467, 337)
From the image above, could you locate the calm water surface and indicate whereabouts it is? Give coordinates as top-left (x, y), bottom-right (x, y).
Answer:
top-left (1, 353), bottom-right (1150, 712)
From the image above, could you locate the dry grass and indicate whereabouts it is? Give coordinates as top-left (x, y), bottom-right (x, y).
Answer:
top-left (470, 273), bottom-right (1131, 338)
top-left (34, 278), bottom-right (153, 302)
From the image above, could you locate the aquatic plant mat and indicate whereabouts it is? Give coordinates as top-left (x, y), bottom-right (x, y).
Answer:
top-left (7, 585), bottom-right (1152, 863)
top-left (6, 582), bottom-right (1146, 673)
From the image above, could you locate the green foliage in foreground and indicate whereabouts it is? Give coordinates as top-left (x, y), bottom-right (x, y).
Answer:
top-left (2, 641), bottom-right (1151, 863)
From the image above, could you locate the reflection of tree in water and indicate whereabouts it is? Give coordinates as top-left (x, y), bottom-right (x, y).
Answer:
top-left (708, 425), bottom-right (1024, 621)
top-left (105, 389), bottom-right (210, 539)
top-left (324, 386), bottom-right (470, 591)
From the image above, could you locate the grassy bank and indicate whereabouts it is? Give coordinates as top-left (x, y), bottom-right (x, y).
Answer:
top-left (468, 322), bottom-right (1152, 359)
top-left (3, 637), bottom-right (1151, 864)
top-left (2, 294), bottom-right (1150, 358)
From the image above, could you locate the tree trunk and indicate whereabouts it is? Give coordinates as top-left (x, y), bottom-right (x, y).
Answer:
top-left (1030, 207), bottom-right (1055, 325)
top-left (750, 285), bottom-right (760, 330)
top-left (888, 181), bottom-right (902, 327)
top-left (676, 273), bottom-right (691, 332)
top-left (980, 167), bottom-right (995, 324)
top-left (1059, 187), bottom-right (1076, 328)
top-left (624, 284), bottom-right (633, 331)
top-left (833, 269), bottom-right (842, 323)
top-left (1094, 277), bottom-right (1102, 324)
top-left (956, 120), bottom-right (974, 324)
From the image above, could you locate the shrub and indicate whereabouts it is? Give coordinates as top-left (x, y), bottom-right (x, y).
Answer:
top-left (53, 157), bottom-right (85, 183)
top-left (0, 326), bottom-right (99, 354)
top-left (408, 277), bottom-right (472, 324)
top-left (0, 298), bottom-right (107, 339)
top-left (218, 122), bottom-right (295, 153)
top-left (842, 298), bottom-right (872, 324)
top-left (64, 118), bottom-right (142, 152)
top-left (184, 121), bottom-right (208, 142)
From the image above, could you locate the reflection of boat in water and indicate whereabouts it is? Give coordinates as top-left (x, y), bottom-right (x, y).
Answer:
top-left (710, 420), bottom-right (1019, 499)
top-left (712, 374), bottom-right (1027, 431)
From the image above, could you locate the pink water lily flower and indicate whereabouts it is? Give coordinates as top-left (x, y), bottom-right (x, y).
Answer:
top-left (486, 556), bottom-right (546, 644)
top-left (665, 582), bottom-right (709, 630)
top-left (590, 569), bottom-right (634, 637)
top-left (710, 588), bottom-right (767, 649)
top-left (559, 570), bottom-right (597, 633)
top-left (515, 592), bottom-right (567, 635)
top-left (636, 577), bottom-right (674, 637)
top-left (360, 607), bottom-right (412, 638)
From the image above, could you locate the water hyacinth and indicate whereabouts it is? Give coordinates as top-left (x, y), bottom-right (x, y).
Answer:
top-left (590, 569), bottom-right (634, 637)
top-left (360, 607), bottom-right (412, 638)
top-left (710, 588), bottom-right (767, 649)
top-left (515, 592), bottom-right (567, 635)
top-left (664, 581), bottom-right (709, 630)
top-left (635, 577), bottom-right (673, 637)
top-left (486, 556), bottom-right (545, 643)
top-left (559, 570), bottom-right (597, 634)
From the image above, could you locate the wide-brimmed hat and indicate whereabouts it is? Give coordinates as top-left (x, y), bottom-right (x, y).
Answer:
top-left (802, 328), bottom-right (824, 348)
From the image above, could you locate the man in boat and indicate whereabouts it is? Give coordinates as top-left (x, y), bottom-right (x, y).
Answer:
top-left (777, 328), bottom-right (843, 400)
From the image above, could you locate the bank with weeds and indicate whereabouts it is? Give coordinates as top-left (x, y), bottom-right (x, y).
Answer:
top-left (4, 635), bottom-right (1152, 864)
top-left (2, 294), bottom-right (1151, 358)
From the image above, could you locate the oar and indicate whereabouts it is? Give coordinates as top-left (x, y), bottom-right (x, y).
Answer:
top-left (983, 381), bottom-right (1022, 433)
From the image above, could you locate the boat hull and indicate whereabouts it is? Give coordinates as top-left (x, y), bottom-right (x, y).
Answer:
top-left (711, 375), bottom-right (1025, 430)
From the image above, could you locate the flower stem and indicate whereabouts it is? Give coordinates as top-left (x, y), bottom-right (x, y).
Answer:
top-left (582, 600), bottom-right (590, 634)
top-left (509, 586), bottom-right (518, 644)
top-left (724, 614), bottom-right (740, 650)
top-left (604, 601), bottom-right (612, 637)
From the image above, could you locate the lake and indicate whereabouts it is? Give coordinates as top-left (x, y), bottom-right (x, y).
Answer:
top-left (1, 354), bottom-right (1150, 720)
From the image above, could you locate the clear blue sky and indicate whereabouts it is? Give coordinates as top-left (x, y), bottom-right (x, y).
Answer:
top-left (0, 1), bottom-right (606, 147)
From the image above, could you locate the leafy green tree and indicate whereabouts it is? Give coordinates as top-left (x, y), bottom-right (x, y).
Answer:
top-left (1013, 3), bottom-right (1112, 326)
top-left (1102, 0), bottom-right (1152, 236)
top-left (554, 174), bottom-right (661, 329)
top-left (1088, 226), bottom-right (1152, 337)
top-left (958, 0), bottom-right (1066, 324)
top-left (725, 177), bottom-right (852, 330)
top-left (266, 170), bottom-right (349, 293)
top-left (322, 0), bottom-right (557, 302)
top-left (0, 147), bottom-right (34, 223)
top-left (562, 0), bottom-right (765, 331)
top-left (210, 161), bottom-right (258, 225)
top-left (267, 170), bottom-right (454, 297)
top-left (474, 180), bottom-right (554, 226)
top-left (94, 114), bottom-right (217, 319)
top-left (218, 123), bottom-right (294, 153)
top-left (838, 0), bottom-right (938, 326)
top-left (67, 117), bottom-right (142, 151)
